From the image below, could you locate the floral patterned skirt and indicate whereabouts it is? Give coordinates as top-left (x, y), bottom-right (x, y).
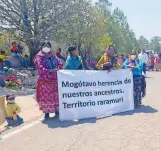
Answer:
top-left (36, 79), bottom-right (59, 113)
top-left (133, 75), bottom-right (146, 108)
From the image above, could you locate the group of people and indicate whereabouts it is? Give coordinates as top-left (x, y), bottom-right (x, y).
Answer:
top-left (10, 42), bottom-right (30, 67)
top-left (0, 41), bottom-right (148, 127)
top-left (146, 52), bottom-right (161, 71)
top-left (0, 42), bottom-right (30, 69)
top-left (34, 42), bottom-right (146, 120)
top-left (0, 41), bottom-right (31, 87)
top-left (34, 42), bottom-right (84, 119)
top-left (0, 41), bottom-right (152, 138)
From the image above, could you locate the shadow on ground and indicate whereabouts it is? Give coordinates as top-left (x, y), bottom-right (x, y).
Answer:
top-left (42, 117), bottom-right (96, 129)
top-left (146, 76), bottom-right (153, 79)
top-left (42, 105), bottom-right (157, 128)
top-left (117, 105), bottom-right (158, 116)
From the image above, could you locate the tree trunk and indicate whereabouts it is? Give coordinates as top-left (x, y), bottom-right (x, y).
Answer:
top-left (27, 40), bottom-right (40, 66)
top-left (80, 52), bottom-right (90, 70)
top-left (82, 57), bottom-right (90, 70)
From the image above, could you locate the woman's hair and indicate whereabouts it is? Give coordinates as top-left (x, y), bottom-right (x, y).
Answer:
top-left (126, 54), bottom-right (129, 59)
top-left (39, 42), bottom-right (52, 51)
top-left (130, 53), bottom-right (136, 55)
top-left (130, 52), bottom-right (137, 56)
top-left (6, 94), bottom-right (15, 100)
top-left (40, 42), bottom-right (52, 48)
top-left (68, 46), bottom-right (76, 52)
top-left (108, 45), bottom-right (114, 49)
top-left (58, 48), bottom-right (62, 52)
top-left (106, 45), bottom-right (115, 52)
top-left (12, 42), bottom-right (16, 45)
top-left (0, 51), bottom-right (5, 54)
top-left (6, 95), bottom-right (10, 100)
top-left (130, 52), bottom-right (138, 60)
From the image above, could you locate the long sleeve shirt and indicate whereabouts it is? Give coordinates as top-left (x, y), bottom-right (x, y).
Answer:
top-left (34, 51), bottom-right (62, 81)
top-left (96, 54), bottom-right (121, 70)
top-left (138, 53), bottom-right (148, 64)
top-left (65, 55), bottom-right (84, 70)
top-left (122, 59), bottom-right (143, 76)
top-left (6, 103), bottom-right (21, 118)
top-left (0, 55), bottom-right (6, 61)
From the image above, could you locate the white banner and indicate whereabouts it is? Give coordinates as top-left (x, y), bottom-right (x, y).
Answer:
top-left (57, 69), bottom-right (134, 121)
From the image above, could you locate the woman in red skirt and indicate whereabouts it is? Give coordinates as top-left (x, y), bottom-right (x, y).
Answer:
top-left (34, 42), bottom-right (62, 120)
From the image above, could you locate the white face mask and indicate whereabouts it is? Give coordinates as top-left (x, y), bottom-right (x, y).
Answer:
top-left (42, 47), bottom-right (51, 53)
top-left (8, 100), bottom-right (15, 104)
top-left (131, 55), bottom-right (136, 60)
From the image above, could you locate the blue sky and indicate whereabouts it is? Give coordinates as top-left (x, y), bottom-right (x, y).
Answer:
top-left (93, 0), bottom-right (161, 40)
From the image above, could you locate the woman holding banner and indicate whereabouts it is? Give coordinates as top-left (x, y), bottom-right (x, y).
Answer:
top-left (122, 53), bottom-right (146, 107)
top-left (65, 46), bottom-right (84, 70)
top-left (96, 45), bottom-right (121, 70)
top-left (34, 42), bottom-right (62, 120)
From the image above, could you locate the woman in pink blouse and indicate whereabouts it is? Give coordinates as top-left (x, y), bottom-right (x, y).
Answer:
top-left (34, 42), bottom-right (62, 120)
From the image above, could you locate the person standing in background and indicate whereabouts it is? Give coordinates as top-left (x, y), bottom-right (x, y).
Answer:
top-left (150, 54), bottom-right (155, 71)
top-left (65, 46), bottom-right (84, 70)
top-left (96, 45), bottom-right (120, 71)
top-left (17, 42), bottom-right (24, 54)
top-left (10, 42), bottom-right (18, 57)
top-left (56, 48), bottom-right (66, 67)
top-left (116, 54), bottom-right (123, 67)
top-left (138, 49), bottom-right (148, 76)
top-left (154, 53), bottom-right (161, 71)
top-left (146, 54), bottom-right (151, 71)
top-left (56, 48), bottom-right (66, 62)
top-left (121, 53), bottom-right (126, 64)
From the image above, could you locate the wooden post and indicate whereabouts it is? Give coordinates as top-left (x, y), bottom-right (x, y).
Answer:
top-left (0, 96), bottom-right (6, 125)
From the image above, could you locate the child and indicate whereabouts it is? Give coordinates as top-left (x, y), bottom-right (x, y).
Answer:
top-left (24, 55), bottom-right (30, 67)
top-left (0, 51), bottom-right (11, 68)
top-left (0, 51), bottom-right (6, 62)
top-left (5, 94), bottom-right (23, 126)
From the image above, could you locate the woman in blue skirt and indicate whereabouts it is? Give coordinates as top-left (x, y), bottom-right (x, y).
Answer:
top-left (122, 53), bottom-right (146, 108)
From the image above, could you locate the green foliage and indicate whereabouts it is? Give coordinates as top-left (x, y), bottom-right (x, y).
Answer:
top-left (149, 36), bottom-right (161, 52)
top-left (0, 40), bottom-right (9, 54)
top-left (0, 0), bottom-right (160, 62)
top-left (99, 34), bottom-right (113, 50)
